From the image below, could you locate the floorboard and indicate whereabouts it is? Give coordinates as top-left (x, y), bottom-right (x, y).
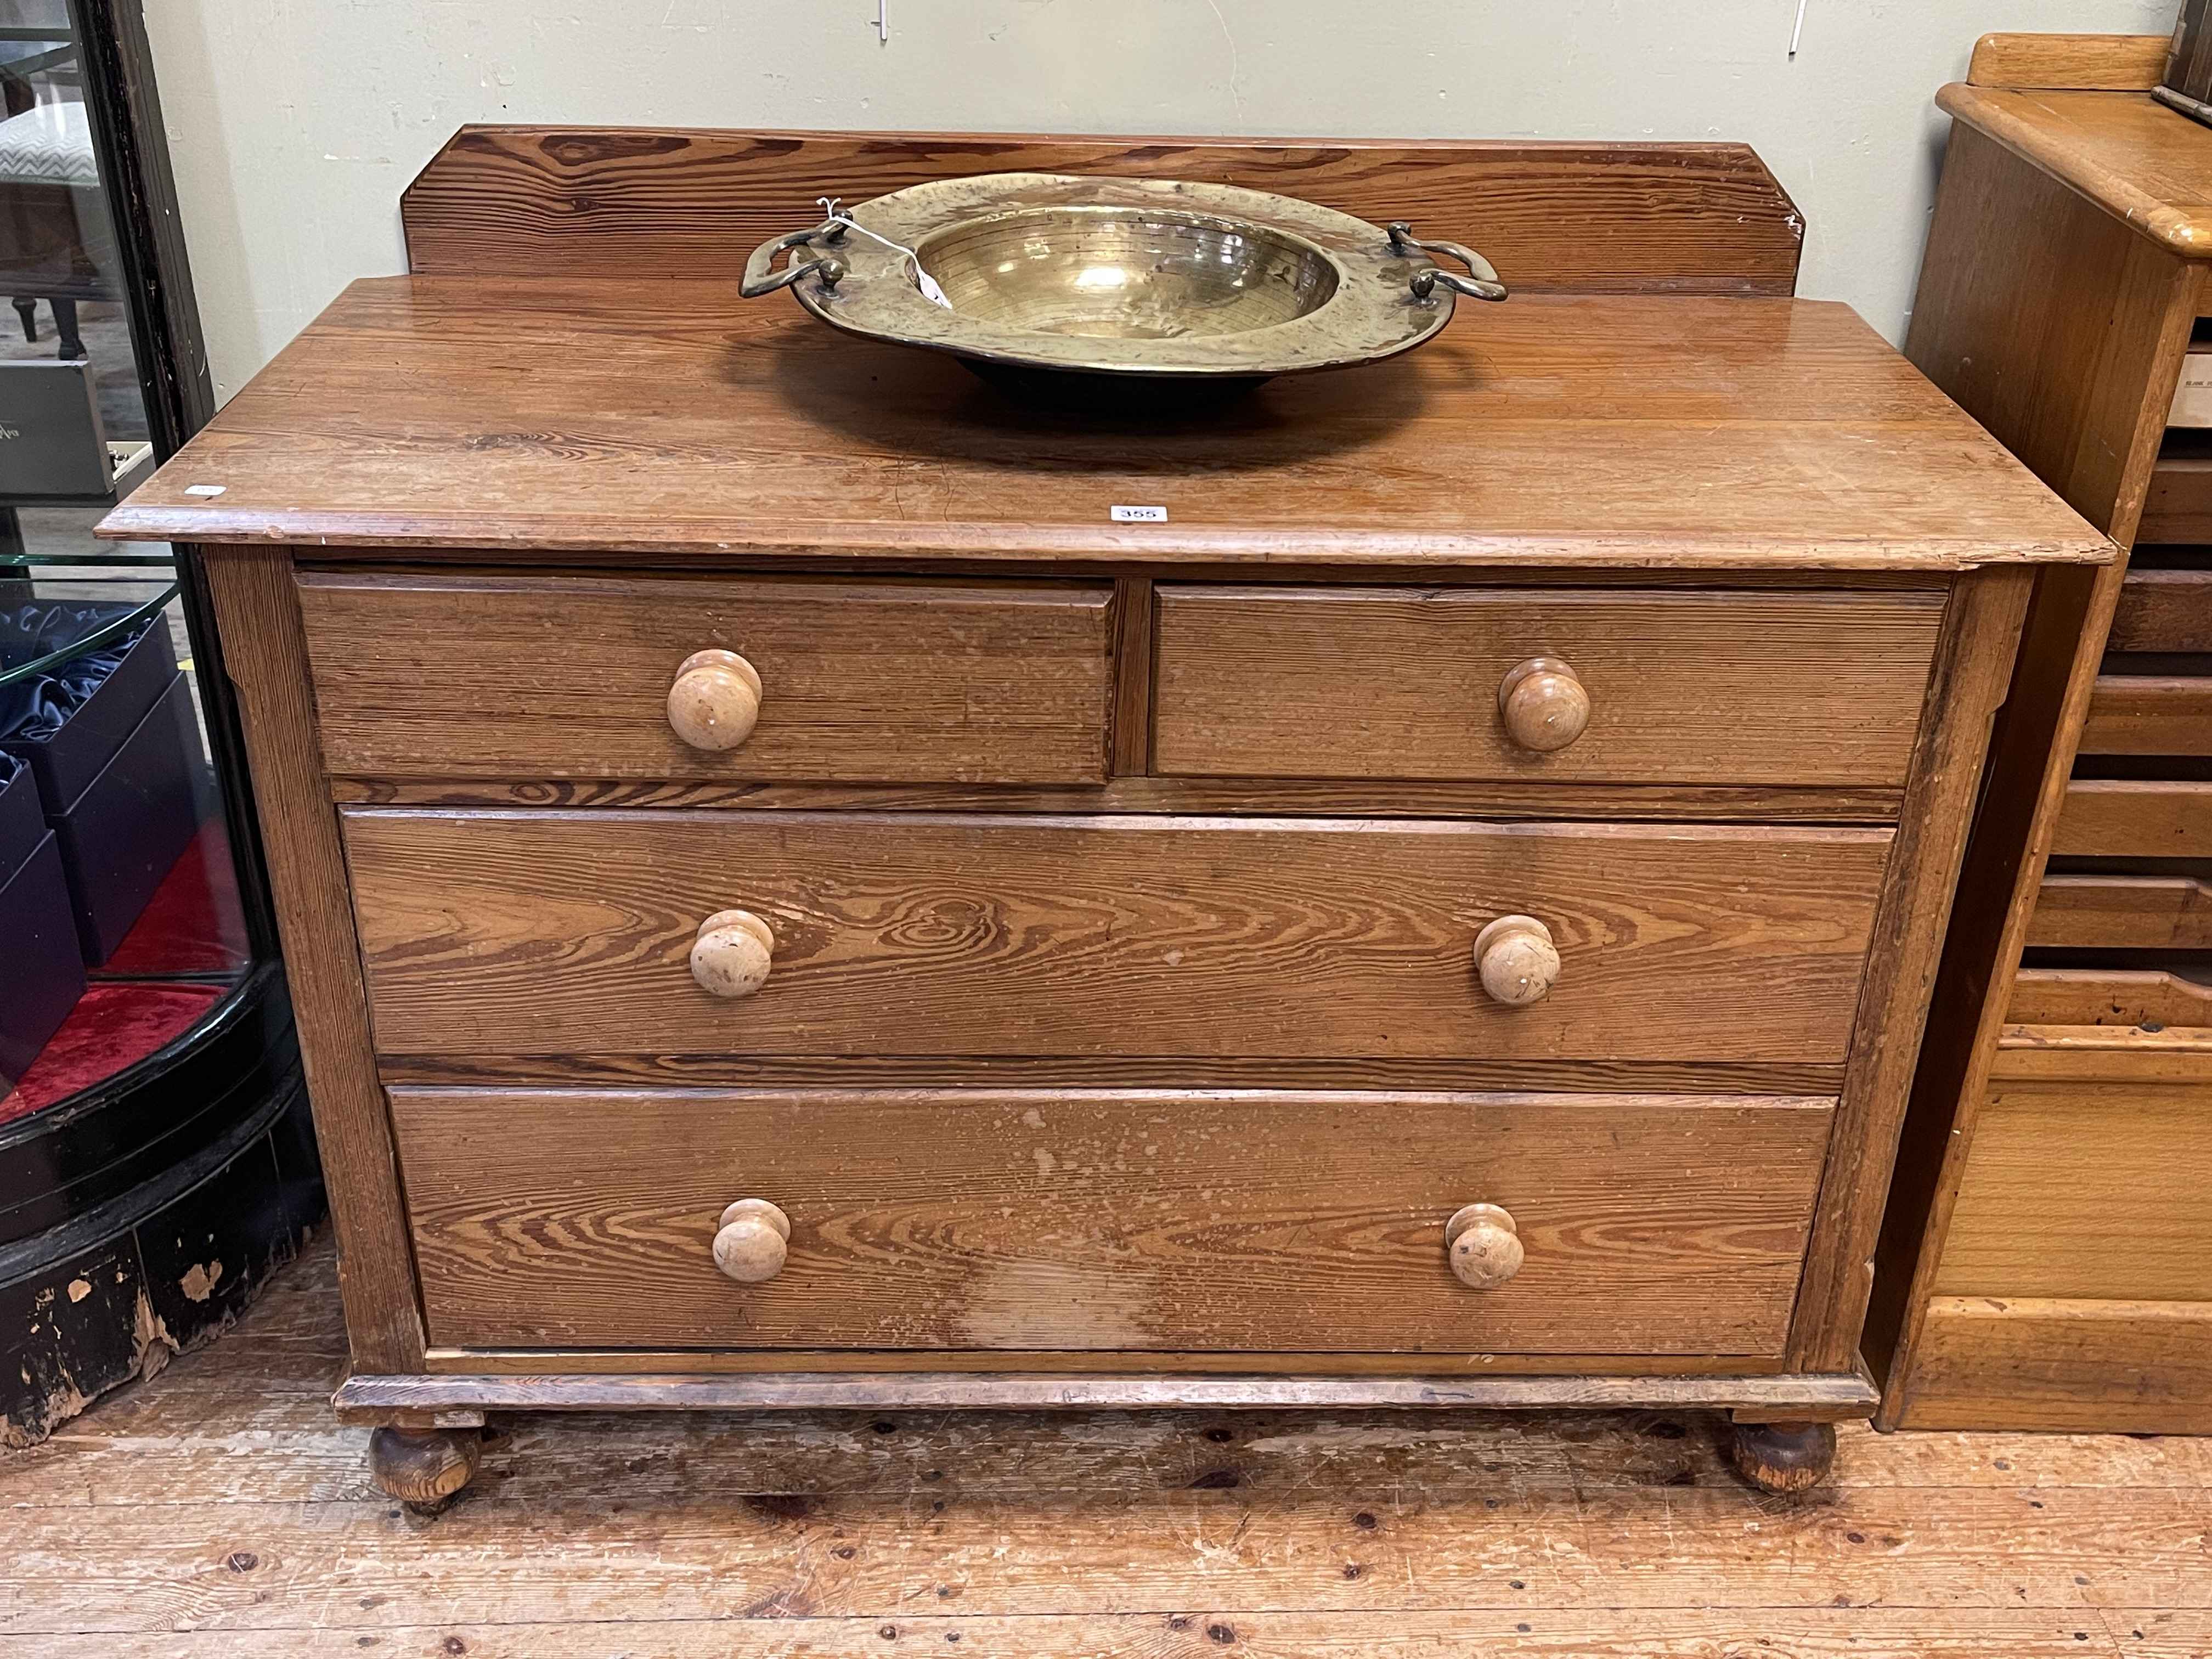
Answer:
top-left (3, 1238), bottom-right (2208, 1654)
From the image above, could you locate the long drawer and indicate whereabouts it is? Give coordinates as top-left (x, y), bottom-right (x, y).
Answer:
top-left (345, 810), bottom-right (1892, 1064)
top-left (1151, 584), bottom-right (1946, 787)
top-left (392, 1086), bottom-right (1835, 1355)
top-left (297, 571), bottom-right (1116, 784)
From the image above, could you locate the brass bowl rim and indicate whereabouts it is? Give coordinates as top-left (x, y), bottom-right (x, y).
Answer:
top-left (791, 172), bottom-right (1456, 380)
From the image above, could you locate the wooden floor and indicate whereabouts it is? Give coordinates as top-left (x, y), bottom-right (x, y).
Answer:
top-left (3, 1237), bottom-right (2209, 1655)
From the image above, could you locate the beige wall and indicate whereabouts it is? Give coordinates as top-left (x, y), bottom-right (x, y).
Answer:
top-left (143, 1), bottom-right (2174, 403)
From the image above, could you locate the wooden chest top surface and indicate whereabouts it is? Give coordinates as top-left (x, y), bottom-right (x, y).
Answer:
top-left (100, 278), bottom-right (2107, 571)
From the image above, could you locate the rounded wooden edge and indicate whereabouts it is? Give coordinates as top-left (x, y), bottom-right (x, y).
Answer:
top-left (1472, 913), bottom-right (1560, 1006)
top-left (1496, 656), bottom-right (1590, 753)
top-left (1442, 1201), bottom-right (1525, 1290)
top-left (713, 1199), bottom-right (792, 1283)
top-left (676, 647), bottom-right (763, 698)
top-left (718, 1197), bottom-right (791, 1238)
top-left (366, 1425), bottom-right (482, 1511)
top-left (1443, 1201), bottom-right (1517, 1247)
top-left (336, 1370), bottom-right (1882, 1418)
top-left (690, 911), bottom-right (775, 999)
top-left (1728, 1419), bottom-right (1838, 1495)
top-left (696, 908), bottom-right (776, 953)
top-left (667, 649), bottom-right (763, 751)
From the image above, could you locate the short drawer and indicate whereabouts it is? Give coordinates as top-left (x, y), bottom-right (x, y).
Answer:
top-left (1934, 1045), bottom-right (2212, 1305)
top-left (2050, 781), bottom-right (2212, 859)
top-left (2107, 566), bottom-right (2212, 653)
top-left (297, 571), bottom-right (1114, 784)
top-left (2027, 876), bottom-right (2212, 952)
top-left (392, 1086), bottom-right (1835, 1355)
top-left (2077, 674), bottom-right (2212, 756)
top-left (346, 809), bottom-right (1891, 1064)
top-left (1151, 585), bottom-right (1946, 787)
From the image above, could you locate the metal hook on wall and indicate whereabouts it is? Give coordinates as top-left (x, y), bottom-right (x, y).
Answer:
top-left (876, 0), bottom-right (888, 43)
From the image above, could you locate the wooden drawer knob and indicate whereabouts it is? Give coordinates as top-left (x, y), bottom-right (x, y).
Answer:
top-left (1474, 914), bottom-right (1559, 1006)
top-left (690, 909), bottom-right (774, 999)
top-left (667, 648), bottom-right (763, 751)
top-left (1445, 1202), bottom-right (1524, 1290)
top-left (1498, 657), bottom-right (1589, 753)
top-left (713, 1198), bottom-right (790, 1283)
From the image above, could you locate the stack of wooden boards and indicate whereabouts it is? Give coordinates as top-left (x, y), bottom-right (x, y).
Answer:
top-left (1875, 31), bottom-right (2212, 1432)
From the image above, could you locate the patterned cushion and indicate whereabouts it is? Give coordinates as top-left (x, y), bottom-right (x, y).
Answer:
top-left (0, 101), bottom-right (97, 187)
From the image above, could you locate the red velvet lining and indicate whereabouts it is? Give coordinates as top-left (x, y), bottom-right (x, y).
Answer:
top-left (95, 819), bottom-right (250, 978)
top-left (1, 982), bottom-right (223, 1122)
top-left (1, 821), bottom-right (249, 1125)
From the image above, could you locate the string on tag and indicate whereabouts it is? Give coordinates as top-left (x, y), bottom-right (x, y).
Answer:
top-left (816, 197), bottom-right (951, 308)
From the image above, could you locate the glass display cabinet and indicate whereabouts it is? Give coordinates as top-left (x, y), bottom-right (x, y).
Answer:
top-left (0, 0), bottom-right (315, 1445)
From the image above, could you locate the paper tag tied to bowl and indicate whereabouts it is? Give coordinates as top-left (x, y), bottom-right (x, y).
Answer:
top-left (816, 196), bottom-right (950, 309)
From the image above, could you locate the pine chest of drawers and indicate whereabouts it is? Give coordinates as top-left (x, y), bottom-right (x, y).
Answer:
top-left (99, 126), bottom-right (2111, 1504)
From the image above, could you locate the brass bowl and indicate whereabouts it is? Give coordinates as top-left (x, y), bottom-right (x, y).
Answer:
top-left (741, 173), bottom-right (1505, 405)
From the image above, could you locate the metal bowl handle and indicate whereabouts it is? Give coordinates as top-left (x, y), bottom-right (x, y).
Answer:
top-left (1388, 222), bottom-right (1509, 302)
top-left (741, 223), bottom-right (848, 299)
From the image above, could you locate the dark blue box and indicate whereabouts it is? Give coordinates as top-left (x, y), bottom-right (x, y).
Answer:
top-left (44, 673), bottom-right (205, 966)
top-left (0, 753), bottom-right (84, 1091)
top-left (0, 601), bottom-right (179, 811)
top-left (1, 603), bottom-right (203, 967)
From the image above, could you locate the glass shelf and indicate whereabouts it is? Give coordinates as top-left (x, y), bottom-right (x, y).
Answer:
top-left (1, 549), bottom-right (178, 567)
top-left (0, 580), bottom-right (178, 686)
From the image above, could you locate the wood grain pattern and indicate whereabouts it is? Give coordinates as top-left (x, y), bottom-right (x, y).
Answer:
top-left (1905, 121), bottom-right (2198, 545)
top-left (2051, 779), bottom-right (2212, 857)
top-left (35, 1615), bottom-right (2205, 1659)
top-left (1934, 85), bottom-right (2212, 261)
top-left (1786, 568), bottom-right (2032, 1373)
top-left (1931, 1071), bottom-right (2212, 1302)
top-left (1992, 1026), bottom-right (2212, 1076)
top-left (2028, 874), bottom-right (2212, 950)
top-left (1108, 574), bottom-right (1154, 775)
top-left (1152, 585), bottom-right (1945, 787)
top-left (297, 572), bottom-right (1114, 783)
top-left (326, 774), bottom-right (1911, 825)
top-left (399, 127), bottom-right (1805, 294)
top-left (2137, 453), bottom-right (2212, 543)
top-left (373, 1052), bottom-right (1849, 1098)
top-left (31, 1238), bottom-right (2212, 1654)
top-left (390, 1087), bottom-right (1832, 1357)
top-left (198, 548), bottom-right (426, 1374)
top-left (2109, 565), bottom-right (2212, 651)
top-left (2077, 674), bottom-right (2212, 754)
top-left (336, 1365), bottom-right (1877, 1420)
top-left (1897, 1297), bottom-right (2212, 1433)
top-left (421, 1346), bottom-right (1786, 1379)
top-left (95, 285), bottom-right (2109, 571)
top-left (343, 809), bottom-right (1892, 1064)
top-left (1966, 33), bottom-right (2170, 92)
top-left (2008, 969), bottom-right (2212, 1029)
top-left (1875, 90), bottom-right (2211, 1430)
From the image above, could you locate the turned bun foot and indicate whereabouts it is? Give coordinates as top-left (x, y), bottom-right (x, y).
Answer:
top-left (1729, 1419), bottom-right (1837, 1495)
top-left (368, 1425), bottom-right (482, 1513)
